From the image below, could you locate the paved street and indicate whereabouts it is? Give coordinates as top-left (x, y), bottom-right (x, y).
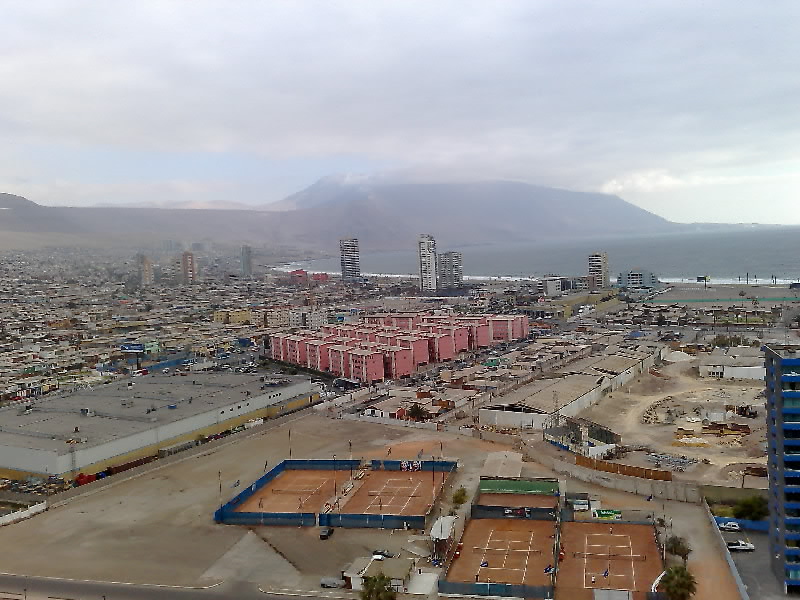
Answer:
top-left (727, 531), bottom-right (785, 600)
top-left (0, 574), bottom-right (347, 600)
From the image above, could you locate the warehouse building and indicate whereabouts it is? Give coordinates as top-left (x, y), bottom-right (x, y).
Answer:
top-left (0, 372), bottom-right (315, 479)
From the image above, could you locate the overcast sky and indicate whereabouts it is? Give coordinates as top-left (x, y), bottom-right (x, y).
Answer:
top-left (2, 1), bottom-right (799, 222)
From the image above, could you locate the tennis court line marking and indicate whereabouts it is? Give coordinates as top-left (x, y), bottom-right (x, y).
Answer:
top-left (581, 534), bottom-right (636, 590)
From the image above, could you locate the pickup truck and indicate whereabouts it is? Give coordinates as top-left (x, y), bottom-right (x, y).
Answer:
top-left (726, 540), bottom-right (755, 552)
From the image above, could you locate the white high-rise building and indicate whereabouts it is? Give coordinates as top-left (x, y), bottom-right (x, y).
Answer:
top-left (588, 252), bottom-right (610, 289)
top-left (438, 251), bottom-right (463, 289)
top-left (339, 238), bottom-right (361, 280)
top-left (418, 234), bottom-right (438, 292)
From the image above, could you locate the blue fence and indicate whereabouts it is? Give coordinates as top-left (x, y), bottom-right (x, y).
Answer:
top-left (714, 516), bottom-right (769, 532)
top-left (218, 512), bottom-right (316, 526)
top-left (438, 580), bottom-right (553, 599)
top-left (319, 512), bottom-right (425, 529)
top-left (370, 459), bottom-right (458, 472)
top-left (214, 461), bottom-right (287, 524)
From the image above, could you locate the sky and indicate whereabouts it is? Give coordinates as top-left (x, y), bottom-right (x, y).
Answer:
top-left (1, 1), bottom-right (799, 222)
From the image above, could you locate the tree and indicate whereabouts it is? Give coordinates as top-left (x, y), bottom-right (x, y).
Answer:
top-left (452, 487), bottom-right (468, 506)
top-left (360, 573), bottom-right (396, 600)
top-left (407, 403), bottom-right (431, 422)
top-left (733, 495), bottom-right (768, 520)
top-left (657, 313), bottom-right (667, 326)
top-left (665, 535), bottom-right (692, 565)
top-left (661, 565), bottom-right (697, 600)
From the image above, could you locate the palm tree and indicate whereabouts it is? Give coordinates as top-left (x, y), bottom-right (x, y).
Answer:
top-left (407, 403), bottom-right (431, 422)
top-left (665, 535), bottom-right (692, 565)
top-left (661, 565), bottom-right (697, 600)
top-left (360, 573), bottom-right (396, 600)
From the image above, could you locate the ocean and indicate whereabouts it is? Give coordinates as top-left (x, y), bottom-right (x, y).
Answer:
top-left (289, 227), bottom-right (800, 283)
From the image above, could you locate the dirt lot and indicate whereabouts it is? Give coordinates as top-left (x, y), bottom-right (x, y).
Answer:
top-left (0, 413), bottom-right (501, 587)
top-left (579, 359), bottom-right (767, 485)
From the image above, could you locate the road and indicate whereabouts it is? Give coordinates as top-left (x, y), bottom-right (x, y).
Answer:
top-left (0, 574), bottom-right (342, 600)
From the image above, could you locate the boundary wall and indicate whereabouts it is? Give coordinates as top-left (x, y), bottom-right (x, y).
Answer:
top-left (524, 442), bottom-right (701, 503)
top-left (470, 504), bottom-right (557, 521)
top-left (370, 459), bottom-right (458, 472)
top-left (703, 502), bottom-right (750, 600)
top-left (576, 454), bottom-right (673, 481)
top-left (0, 501), bottom-right (47, 526)
top-left (438, 580), bottom-right (553, 599)
top-left (319, 512), bottom-right (425, 529)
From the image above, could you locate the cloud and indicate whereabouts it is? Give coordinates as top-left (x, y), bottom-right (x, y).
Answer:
top-left (1, 1), bottom-right (800, 221)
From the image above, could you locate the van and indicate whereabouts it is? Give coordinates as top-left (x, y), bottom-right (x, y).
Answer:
top-left (319, 526), bottom-right (334, 540)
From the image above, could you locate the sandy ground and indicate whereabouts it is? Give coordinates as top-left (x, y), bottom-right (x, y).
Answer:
top-left (0, 413), bottom-right (500, 587)
top-left (578, 359), bottom-right (767, 485)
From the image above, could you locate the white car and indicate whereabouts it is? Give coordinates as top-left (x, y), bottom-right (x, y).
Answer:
top-left (718, 521), bottom-right (741, 532)
top-left (726, 540), bottom-right (755, 552)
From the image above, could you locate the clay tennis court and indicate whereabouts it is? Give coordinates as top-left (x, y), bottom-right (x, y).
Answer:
top-left (447, 518), bottom-right (556, 587)
top-left (477, 493), bottom-right (559, 509)
top-left (341, 469), bottom-right (449, 516)
top-left (556, 522), bottom-right (663, 600)
top-left (234, 469), bottom-right (344, 514)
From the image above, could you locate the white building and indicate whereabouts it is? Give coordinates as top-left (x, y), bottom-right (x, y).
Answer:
top-left (288, 307), bottom-right (329, 330)
top-left (418, 234), bottom-right (438, 292)
top-left (588, 252), bottom-right (609, 289)
top-left (618, 269), bottom-right (659, 289)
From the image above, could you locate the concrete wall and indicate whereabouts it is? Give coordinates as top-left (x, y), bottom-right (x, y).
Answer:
top-left (478, 408), bottom-right (549, 430)
top-left (0, 501), bottom-right (47, 526)
top-left (340, 412), bottom-right (439, 431)
top-left (523, 442), bottom-right (701, 503)
top-left (703, 501), bottom-right (750, 600)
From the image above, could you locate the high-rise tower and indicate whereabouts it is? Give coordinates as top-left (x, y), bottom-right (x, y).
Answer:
top-left (241, 245), bottom-right (253, 278)
top-left (588, 252), bottom-right (610, 289)
top-left (418, 234), bottom-right (438, 292)
top-left (181, 251), bottom-right (197, 284)
top-left (339, 238), bottom-right (361, 281)
top-left (438, 251), bottom-right (463, 289)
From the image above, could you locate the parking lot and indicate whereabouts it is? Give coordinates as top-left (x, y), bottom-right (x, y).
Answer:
top-left (729, 531), bottom-right (785, 600)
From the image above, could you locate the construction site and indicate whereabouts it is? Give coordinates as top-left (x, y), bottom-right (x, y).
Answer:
top-left (577, 353), bottom-right (766, 486)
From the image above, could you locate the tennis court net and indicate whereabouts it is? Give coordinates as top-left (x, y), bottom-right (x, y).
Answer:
top-left (367, 489), bottom-right (420, 497)
top-left (271, 488), bottom-right (322, 495)
top-left (473, 547), bottom-right (542, 554)
top-left (573, 552), bottom-right (646, 561)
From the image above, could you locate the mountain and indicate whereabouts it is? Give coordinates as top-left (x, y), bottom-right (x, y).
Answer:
top-left (261, 178), bottom-right (673, 250)
top-left (0, 179), bottom-right (674, 252)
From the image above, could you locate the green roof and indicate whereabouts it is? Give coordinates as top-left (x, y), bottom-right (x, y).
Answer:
top-left (479, 479), bottom-right (559, 495)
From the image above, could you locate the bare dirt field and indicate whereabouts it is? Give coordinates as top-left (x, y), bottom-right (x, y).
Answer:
top-left (579, 359), bottom-right (767, 485)
top-left (447, 518), bottom-right (556, 586)
top-left (0, 412), bottom-right (504, 588)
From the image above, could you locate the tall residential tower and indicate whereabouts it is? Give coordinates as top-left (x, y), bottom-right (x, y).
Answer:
top-left (588, 252), bottom-right (610, 289)
top-left (765, 345), bottom-right (800, 592)
top-left (181, 251), bottom-right (197, 284)
top-left (339, 238), bottom-right (361, 281)
top-left (418, 234), bottom-right (438, 292)
top-left (438, 251), bottom-right (463, 289)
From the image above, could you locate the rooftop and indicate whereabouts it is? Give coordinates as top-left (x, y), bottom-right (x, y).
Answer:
top-left (0, 371), bottom-right (309, 454)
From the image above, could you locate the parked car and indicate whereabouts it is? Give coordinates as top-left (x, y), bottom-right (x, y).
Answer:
top-left (372, 549), bottom-right (395, 558)
top-left (726, 540), bottom-right (755, 552)
top-left (718, 521), bottom-right (741, 532)
top-left (319, 526), bottom-right (334, 540)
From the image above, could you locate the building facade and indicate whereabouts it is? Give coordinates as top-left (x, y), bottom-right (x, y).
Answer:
top-left (438, 251), bottom-right (463, 289)
top-left (765, 345), bottom-right (800, 593)
top-left (138, 255), bottom-right (154, 287)
top-left (241, 245), bottom-right (253, 278)
top-left (181, 251), bottom-right (197, 284)
top-left (339, 238), bottom-right (361, 281)
top-left (418, 234), bottom-right (438, 292)
top-left (618, 269), bottom-right (659, 289)
top-left (587, 252), bottom-right (609, 289)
